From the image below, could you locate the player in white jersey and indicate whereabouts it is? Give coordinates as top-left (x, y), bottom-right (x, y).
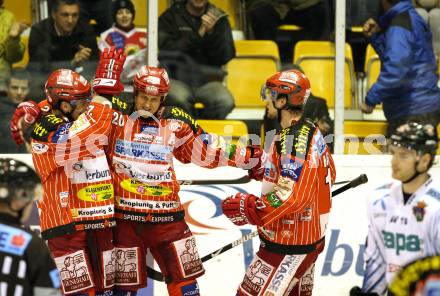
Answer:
top-left (350, 122), bottom-right (440, 296)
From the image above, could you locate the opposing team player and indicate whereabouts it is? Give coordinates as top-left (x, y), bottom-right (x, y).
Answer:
top-left (107, 65), bottom-right (263, 295)
top-left (222, 69), bottom-right (336, 296)
top-left (350, 122), bottom-right (440, 296)
top-left (9, 47), bottom-right (128, 295)
top-left (0, 158), bottom-right (61, 295)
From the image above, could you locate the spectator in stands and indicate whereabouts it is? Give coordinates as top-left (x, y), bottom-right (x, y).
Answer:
top-left (361, 0), bottom-right (440, 136)
top-left (49, 0), bottom-right (112, 35)
top-left (0, 0), bottom-right (28, 94)
top-left (99, 0), bottom-right (147, 83)
top-left (247, 0), bottom-right (332, 62)
top-left (345, 0), bottom-right (382, 72)
top-left (0, 68), bottom-right (30, 153)
top-left (414, 0), bottom-right (440, 57)
top-left (263, 65), bottom-right (334, 151)
top-left (27, 0), bottom-right (99, 100)
top-left (158, 0), bottom-right (235, 119)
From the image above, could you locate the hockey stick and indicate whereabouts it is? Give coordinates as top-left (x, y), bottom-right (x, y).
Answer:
top-left (147, 173), bottom-right (368, 282)
top-left (177, 176), bottom-right (351, 186)
top-left (177, 175), bottom-right (250, 185)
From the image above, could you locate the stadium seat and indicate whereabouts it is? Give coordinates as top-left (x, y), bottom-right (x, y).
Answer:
top-left (234, 40), bottom-right (280, 61)
top-left (197, 119), bottom-right (248, 145)
top-left (344, 121), bottom-right (387, 154)
top-left (225, 58), bottom-right (278, 108)
top-left (278, 24), bottom-right (302, 31)
top-left (293, 41), bottom-right (356, 108)
top-left (364, 44), bottom-right (380, 91)
top-left (12, 35), bottom-right (29, 69)
top-left (226, 40), bottom-right (281, 109)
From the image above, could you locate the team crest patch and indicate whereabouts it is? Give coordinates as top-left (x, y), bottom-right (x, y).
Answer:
top-left (55, 250), bottom-right (93, 294)
top-left (413, 201), bottom-right (427, 222)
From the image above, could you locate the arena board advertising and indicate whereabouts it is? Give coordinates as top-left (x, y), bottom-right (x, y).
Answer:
top-left (2, 154), bottom-right (439, 295)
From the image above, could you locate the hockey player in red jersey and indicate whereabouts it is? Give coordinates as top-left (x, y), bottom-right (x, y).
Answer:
top-left (9, 47), bottom-right (128, 295)
top-left (107, 65), bottom-right (263, 296)
top-left (222, 69), bottom-right (336, 296)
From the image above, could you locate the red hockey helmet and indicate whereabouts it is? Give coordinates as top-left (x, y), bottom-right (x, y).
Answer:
top-left (262, 69), bottom-right (311, 109)
top-left (133, 66), bottom-right (169, 99)
top-left (45, 69), bottom-right (91, 107)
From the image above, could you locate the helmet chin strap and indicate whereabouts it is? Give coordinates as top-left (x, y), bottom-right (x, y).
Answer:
top-left (401, 158), bottom-right (428, 184)
top-left (7, 200), bottom-right (32, 222)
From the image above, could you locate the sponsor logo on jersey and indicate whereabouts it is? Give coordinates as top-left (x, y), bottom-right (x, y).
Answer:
top-left (181, 281), bottom-right (200, 296)
top-left (140, 124), bottom-right (158, 135)
top-left (71, 205), bottom-right (114, 218)
top-left (112, 96), bottom-right (128, 110)
top-left (120, 179), bottom-right (173, 196)
top-left (241, 257), bottom-right (273, 296)
top-left (294, 124), bottom-right (311, 157)
top-left (280, 157), bottom-right (303, 181)
top-left (113, 157), bottom-right (172, 183)
top-left (69, 113), bottom-right (91, 137)
top-left (117, 196), bottom-right (179, 210)
top-left (426, 189), bottom-right (440, 201)
top-left (114, 247), bottom-right (140, 285)
top-left (114, 140), bottom-right (171, 161)
top-left (77, 184), bottom-right (113, 202)
top-left (267, 192), bottom-right (283, 208)
top-left (0, 225), bottom-right (32, 256)
top-left (60, 191), bottom-right (69, 207)
top-left (266, 255), bottom-right (304, 294)
top-left (274, 176), bottom-right (294, 200)
top-left (102, 248), bottom-right (116, 288)
top-left (133, 133), bottom-right (163, 144)
top-left (382, 230), bottom-right (421, 255)
top-left (299, 207), bottom-right (313, 221)
top-left (71, 156), bottom-right (112, 184)
top-left (174, 236), bottom-right (204, 278)
top-left (31, 142), bottom-right (49, 154)
top-left (51, 122), bottom-right (73, 143)
top-left (264, 161), bottom-right (277, 182)
top-left (55, 250), bottom-right (93, 294)
top-left (314, 131), bottom-right (326, 156)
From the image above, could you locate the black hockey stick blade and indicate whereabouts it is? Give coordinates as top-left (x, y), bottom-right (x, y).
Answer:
top-left (147, 173), bottom-right (368, 282)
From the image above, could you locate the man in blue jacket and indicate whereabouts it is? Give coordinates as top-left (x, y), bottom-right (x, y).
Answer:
top-left (361, 0), bottom-right (440, 135)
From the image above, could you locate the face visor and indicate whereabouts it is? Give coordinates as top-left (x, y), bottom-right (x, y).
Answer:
top-left (260, 85), bottom-right (280, 102)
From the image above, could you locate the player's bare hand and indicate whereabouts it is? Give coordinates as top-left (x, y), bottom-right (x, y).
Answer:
top-left (9, 21), bottom-right (29, 38)
top-left (73, 45), bottom-right (92, 64)
top-left (363, 18), bottom-right (380, 38)
top-left (361, 102), bottom-right (375, 114)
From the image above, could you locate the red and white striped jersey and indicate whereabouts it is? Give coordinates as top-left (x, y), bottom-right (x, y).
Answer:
top-left (256, 118), bottom-right (336, 247)
top-left (107, 106), bottom-right (252, 222)
top-left (31, 100), bottom-right (115, 239)
top-left (99, 26), bottom-right (147, 55)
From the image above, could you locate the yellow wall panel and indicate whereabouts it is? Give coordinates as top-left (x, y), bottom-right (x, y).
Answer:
top-left (132, 0), bottom-right (169, 27)
top-left (4, 0), bottom-right (32, 24)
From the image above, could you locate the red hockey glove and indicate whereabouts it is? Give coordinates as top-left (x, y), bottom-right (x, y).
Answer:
top-left (93, 47), bottom-right (126, 96)
top-left (247, 145), bottom-right (266, 181)
top-left (10, 101), bottom-right (41, 145)
top-left (222, 193), bottom-right (262, 226)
